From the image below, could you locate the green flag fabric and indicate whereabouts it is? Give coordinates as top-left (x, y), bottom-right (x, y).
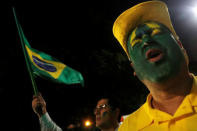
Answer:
top-left (15, 14), bottom-right (84, 86)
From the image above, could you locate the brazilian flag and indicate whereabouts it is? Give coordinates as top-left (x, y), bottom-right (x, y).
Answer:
top-left (13, 9), bottom-right (84, 86)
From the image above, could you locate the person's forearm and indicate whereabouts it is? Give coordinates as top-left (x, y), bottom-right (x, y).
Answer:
top-left (40, 112), bottom-right (62, 131)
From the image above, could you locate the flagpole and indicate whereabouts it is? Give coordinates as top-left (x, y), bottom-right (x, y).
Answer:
top-left (12, 7), bottom-right (39, 95)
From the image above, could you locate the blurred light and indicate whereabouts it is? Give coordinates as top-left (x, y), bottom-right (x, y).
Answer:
top-left (84, 120), bottom-right (92, 127)
top-left (67, 124), bottom-right (76, 129)
top-left (192, 5), bottom-right (197, 17)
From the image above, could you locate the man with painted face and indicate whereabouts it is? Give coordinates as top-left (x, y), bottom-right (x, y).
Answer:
top-left (113, 1), bottom-right (197, 131)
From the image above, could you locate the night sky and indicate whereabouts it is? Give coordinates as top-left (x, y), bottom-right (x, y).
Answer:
top-left (2, 0), bottom-right (197, 130)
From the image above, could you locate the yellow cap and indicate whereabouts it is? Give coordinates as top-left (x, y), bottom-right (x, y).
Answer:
top-left (112, 1), bottom-right (179, 57)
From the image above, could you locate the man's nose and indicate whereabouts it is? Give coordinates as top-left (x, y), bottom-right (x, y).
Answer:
top-left (142, 42), bottom-right (149, 49)
top-left (94, 108), bottom-right (100, 115)
top-left (142, 34), bottom-right (153, 43)
top-left (142, 35), bottom-right (154, 48)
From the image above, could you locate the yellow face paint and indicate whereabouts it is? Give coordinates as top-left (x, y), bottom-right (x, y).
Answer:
top-left (151, 29), bottom-right (161, 36)
top-left (146, 23), bottom-right (162, 36)
top-left (145, 22), bottom-right (161, 29)
top-left (129, 22), bottom-right (162, 47)
top-left (129, 28), bottom-right (137, 46)
top-left (131, 39), bottom-right (142, 47)
top-left (129, 28), bottom-right (143, 47)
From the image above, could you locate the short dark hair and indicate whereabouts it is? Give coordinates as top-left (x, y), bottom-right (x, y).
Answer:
top-left (96, 96), bottom-right (121, 119)
top-left (96, 93), bottom-right (120, 110)
top-left (106, 97), bottom-right (120, 111)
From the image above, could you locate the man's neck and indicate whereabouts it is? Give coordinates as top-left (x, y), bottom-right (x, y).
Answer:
top-left (101, 122), bottom-right (119, 131)
top-left (144, 66), bottom-right (193, 115)
top-left (101, 128), bottom-right (116, 131)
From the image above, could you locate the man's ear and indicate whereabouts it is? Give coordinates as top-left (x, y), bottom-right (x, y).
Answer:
top-left (130, 63), bottom-right (137, 76)
top-left (115, 108), bottom-right (120, 119)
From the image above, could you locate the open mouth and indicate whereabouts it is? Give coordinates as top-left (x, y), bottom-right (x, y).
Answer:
top-left (146, 49), bottom-right (164, 62)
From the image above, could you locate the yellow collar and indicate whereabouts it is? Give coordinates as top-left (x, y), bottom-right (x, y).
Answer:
top-left (143, 74), bottom-right (197, 123)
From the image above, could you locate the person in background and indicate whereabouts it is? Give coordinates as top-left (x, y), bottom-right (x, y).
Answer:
top-left (112, 0), bottom-right (197, 130)
top-left (94, 97), bottom-right (120, 131)
top-left (32, 94), bottom-right (120, 131)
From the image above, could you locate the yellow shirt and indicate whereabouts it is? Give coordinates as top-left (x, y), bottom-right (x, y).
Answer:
top-left (119, 75), bottom-right (197, 131)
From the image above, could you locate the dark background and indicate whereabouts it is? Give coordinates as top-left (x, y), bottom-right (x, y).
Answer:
top-left (2, 0), bottom-right (197, 130)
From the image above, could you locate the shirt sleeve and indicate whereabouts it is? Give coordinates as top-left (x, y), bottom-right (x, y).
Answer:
top-left (39, 112), bottom-right (63, 131)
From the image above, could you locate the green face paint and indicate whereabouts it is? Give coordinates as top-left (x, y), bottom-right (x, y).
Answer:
top-left (127, 21), bottom-right (185, 83)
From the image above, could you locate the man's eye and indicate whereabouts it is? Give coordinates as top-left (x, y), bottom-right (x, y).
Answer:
top-left (102, 105), bottom-right (107, 108)
top-left (131, 39), bottom-right (142, 47)
top-left (151, 29), bottom-right (161, 36)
